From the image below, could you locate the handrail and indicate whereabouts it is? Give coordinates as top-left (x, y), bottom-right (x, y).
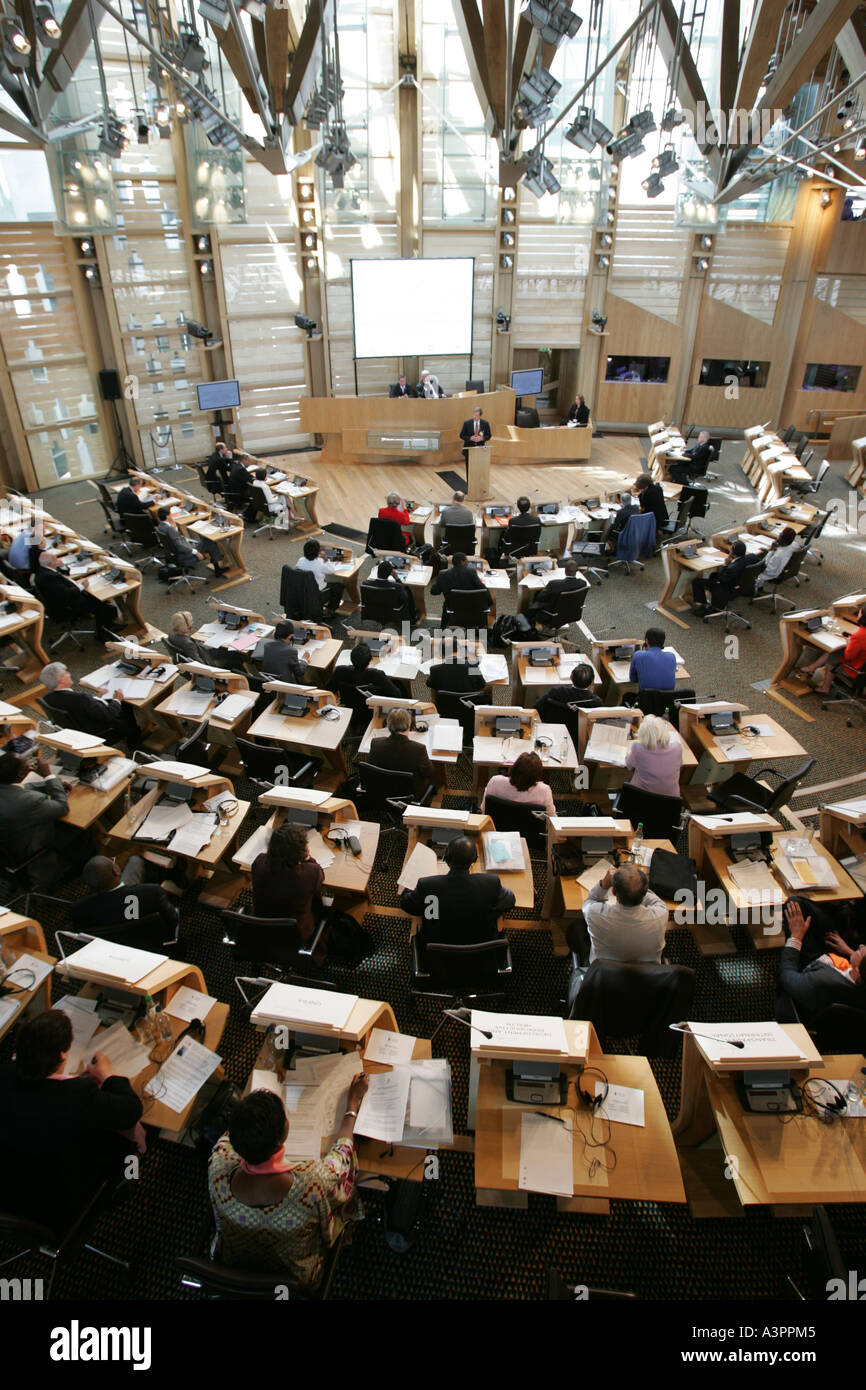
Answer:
top-left (805, 407), bottom-right (866, 433)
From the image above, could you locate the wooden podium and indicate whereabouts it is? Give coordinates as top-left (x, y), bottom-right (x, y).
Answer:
top-left (466, 445), bottom-right (491, 501)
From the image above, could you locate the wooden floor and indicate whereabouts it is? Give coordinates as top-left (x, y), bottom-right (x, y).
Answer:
top-left (270, 435), bottom-right (644, 524)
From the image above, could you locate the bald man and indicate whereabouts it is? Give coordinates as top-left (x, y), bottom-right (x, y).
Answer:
top-left (577, 862), bottom-right (668, 964)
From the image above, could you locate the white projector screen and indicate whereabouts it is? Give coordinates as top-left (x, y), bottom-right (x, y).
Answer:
top-left (350, 257), bottom-right (475, 359)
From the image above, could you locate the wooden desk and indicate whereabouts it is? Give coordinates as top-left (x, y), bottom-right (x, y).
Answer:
top-left (192, 600), bottom-right (274, 669)
top-left (0, 585), bottom-right (49, 681)
top-left (330, 632), bottom-right (422, 692)
top-left (681, 710), bottom-right (807, 787)
top-left (472, 705), bottom-right (577, 796)
top-left (300, 390), bottom-right (516, 467)
top-left (155, 664), bottom-right (253, 761)
top-left (512, 642), bottom-right (601, 708)
top-left (357, 697), bottom-right (460, 778)
top-left (770, 603), bottom-right (862, 695)
top-left (591, 638), bottom-right (690, 701)
top-left (400, 808), bottom-right (535, 911)
top-left (323, 551), bottom-right (370, 616)
top-left (0, 915), bottom-right (55, 1040)
top-left (124, 470), bottom-right (250, 592)
top-left (657, 541), bottom-right (729, 620)
top-left (491, 422), bottom-right (593, 465)
top-left (233, 791), bottom-right (380, 912)
top-left (248, 691), bottom-right (352, 778)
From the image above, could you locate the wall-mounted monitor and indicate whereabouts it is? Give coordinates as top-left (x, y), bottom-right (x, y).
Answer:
top-left (350, 257), bottom-right (474, 358)
top-left (700, 359), bottom-right (769, 389)
top-left (510, 368), bottom-right (544, 395)
top-left (802, 363), bottom-right (861, 392)
top-left (196, 379), bottom-right (240, 410)
top-left (604, 356), bottom-right (670, 384)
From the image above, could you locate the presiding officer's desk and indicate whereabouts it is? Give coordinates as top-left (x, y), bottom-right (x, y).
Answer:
top-left (233, 788), bottom-right (380, 912)
top-left (677, 700), bottom-right (807, 791)
top-left (472, 1019), bottom-right (686, 1212)
top-left (672, 1026), bottom-right (866, 1215)
top-left (398, 804), bottom-right (535, 911)
top-left (300, 389), bottom-right (517, 468)
top-left (591, 636), bottom-right (690, 701)
top-left (472, 703), bottom-right (578, 797)
top-left (0, 914), bottom-right (55, 1043)
top-left (510, 640), bottom-right (601, 707)
top-left (247, 681), bottom-right (353, 779)
top-left (769, 592), bottom-right (866, 694)
top-left (489, 420), bottom-right (592, 465)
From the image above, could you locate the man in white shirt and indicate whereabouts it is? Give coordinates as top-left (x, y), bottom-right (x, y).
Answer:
top-left (579, 864), bottom-right (668, 964)
top-left (296, 538), bottom-right (342, 612)
top-left (754, 525), bottom-right (803, 592)
top-left (250, 467), bottom-right (291, 526)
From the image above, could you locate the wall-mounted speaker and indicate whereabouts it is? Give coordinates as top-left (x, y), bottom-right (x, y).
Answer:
top-left (98, 369), bottom-right (122, 401)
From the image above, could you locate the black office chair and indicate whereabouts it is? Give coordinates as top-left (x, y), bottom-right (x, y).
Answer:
top-left (409, 935), bottom-right (513, 1003)
top-left (790, 458), bottom-right (831, 498)
top-left (750, 547), bottom-right (809, 613)
top-left (177, 1230), bottom-right (344, 1301)
top-left (27, 888), bottom-right (180, 951)
top-left (570, 515), bottom-right (612, 584)
top-left (365, 517), bottom-right (407, 553)
top-left (821, 666), bottom-right (866, 725)
top-left (529, 584), bottom-right (589, 637)
top-left (515, 406), bottom-right (539, 428)
top-left (158, 534), bottom-right (205, 592)
top-left (799, 508), bottom-right (830, 565)
top-left (359, 582), bottom-right (406, 628)
top-left (679, 484), bottom-right (709, 535)
top-left (280, 566), bottom-right (324, 623)
top-left (120, 512), bottom-right (161, 569)
top-left (702, 560), bottom-right (765, 631)
top-left (810, 1004), bottom-right (866, 1053)
top-left (0, 1180), bottom-right (130, 1301)
top-left (658, 495), bottom-right (694, 548)
top-left (793, 432), bottom-right (810, 460)
top-left (88, 480), bottom-right (131, 551)
top-left (441, 522), bottom-right (476, 556)
top-left (483, 792), bottom-right (548, 853)
top-left (445, 587), bottom-right (492, 630)
top-left (225, 478), bottom-right (251, 516)
top-left (355, 763), bottom-right (434, 826)
top-left (567, 959), bottom-right (696, 1057)
top-left (330, 675), bottom-right (376, 733)
top-left (176, 717), bottom-right (212, 767)
top-left (709, 756), bottom-right (817, 816)
top-left (534, 693), bottom-right (584, 746)
top-left (236, 736), bottom-right (320, 791)
top-left (36, 588), bottom-right (98, 653)
top-left (221, 906), bottom-right (329, 978)
top-left (429, 688), bottom-right (485, 744)
top-left (611, 782), bottom-right (683, 843)
top-left (623, 687), bottom-right (696, 719)
top-left (500, 521), bottom-right (542, 564)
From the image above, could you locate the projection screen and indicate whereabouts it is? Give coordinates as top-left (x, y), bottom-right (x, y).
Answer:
top-left (350, 257), bottom-right (475, 359)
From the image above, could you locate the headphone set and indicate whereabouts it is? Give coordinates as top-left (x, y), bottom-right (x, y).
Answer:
top-left (576, 1065), bottom-right (609, 1112)
top-left (798, 1078), bottom-right (847, 1124)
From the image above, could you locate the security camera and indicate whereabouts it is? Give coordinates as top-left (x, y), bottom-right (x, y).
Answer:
top-left (185, 319), bottom-right (222, 350)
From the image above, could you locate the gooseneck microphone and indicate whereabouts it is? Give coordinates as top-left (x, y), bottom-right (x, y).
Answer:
top-left (669, 1022), bottom-right (745, 1048)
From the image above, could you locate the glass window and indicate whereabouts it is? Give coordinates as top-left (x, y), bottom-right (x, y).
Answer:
top-left (0, 150), bottom-right (55, 221)
top-left (802, 363), bottom-right (862, 392)
top-left (605, 355), bottom-right (671, 384)
top-left (700, 359), bottom-right (770, 388)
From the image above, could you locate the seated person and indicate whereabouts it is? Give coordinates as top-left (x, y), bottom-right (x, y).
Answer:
top-left (799, 605), bottom-right (866, 695)
top-left (482, 750), bottom-right (555, 816)
top-left (498, 495), bottom-right (538, 559)
top-left (208, 1080), bottom-right (367, 1286)
top-left (625, 714), bottom-right (682, 797)
top-left (605, 490), bottom-right (639, 550)
top-left (360, 707), bottom-right (432, 797)
top-left (116, 476), bottom-right (148, 517)
top-left (565, 393), bottom-right (590, 426)
top-left (416, 369), bottom-right (444, 398)
top-left (691, 539), bottom-right (750, 615)
top-left (0, 1010), bottom-right (143, 1229)
top-left (427, 655), bottom-right (486, 696)
top-left (41, 660), bottom-right (138, 747)
top-left (364, 560), bottom-right (416, 623)
top-left (753, 525), bottom-right (803, 592)
top-left (430, 551), bottom-right (486, 620)
top-left (389, 374), bottom-right (412, 398)
top-left (440, 491), bottom-right (474, 527)
top-left (377, 492), bottom-right (413, 548)
top-left (156, 507), bottom-right (227, 578)
top-left (252, 823), bottom-right (326, 962)
top-left (400, 834), bottom-right (514, 945)
top-left (571, 863), bottom-right (668, 964)
top-left (249, 468), bottom-right (290, 525)
top-left (225, 456), bottom-right (251, 509)
top-left (781, 894), bottom-right (864, 967)
top-left (544, 661), bottom-right (601, 708)
top-left (333, 641), bottom-right (401, 700)
top-left (635, 473), bottom-right (669, 530)
top-left (8, 525), bottom-right (39, 577)
top-left (295, 539), bottom-right (342, 614)
top-left (260, 621), bottom-right (309, 682)
top-left (629, 627), bottom-right (676, 691)
top-left (205, 440), bottom-right (234, 486)
top-left (0, 747), bottom-right (69, 867)
top-left (527, 559), bottom-right (588, 625)
top-left (34, 551), bottom-right (120, 643)
top-left (70, 855), bottom-right (180, 947)
top-left (777, 901), bottom-right (866, 1026)
top-left (669, 429), bottom-right (712, 485)
top-left (167, 609), bottom-right (212, 664)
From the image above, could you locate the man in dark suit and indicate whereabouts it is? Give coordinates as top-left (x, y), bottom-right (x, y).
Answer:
top-left (635, 474), bottom-right (669, 530)
top-left (363, 560), bottom-right (416, 622)
top-left (527, 559), bottom-right (589, 625)
top-left (545, 661), bottom-right (601, 708)
top-left (70, 855), bottom-right (180, 949)
top-left (205, 440), bottom-right (234, 486)
top-left (41, 660), bottom-right (139, 747)
top-left (427, 657), bottom-right (486, 696)
top-left (430, 552), bottom-right (487, 622)
top-left (691, 539), bottom-right (750, 614)
top-left (260, 621), bottom-right (309, 682)
top-left (0, 1010), bottom-right (143, 1229)
top-left (495, 494), bottom-right (540, 564)
top-left (777, 901), bottom-right (866, 1025)
top-left (156, 508), bottom-right (227, 577)
top-left (360, 707), bottom-right (432, 797)
top-left (225, 455), bottom-right (251, 512)
top-left (670, 429), bottom-right (712, 485)
top-left (459, 407), bottom-right (491, 455)
top-left (34, 552), bottom-right (120, 643)
top-left (0, 747), bottom-right (69, 866)
top-left (389, 375), bottom-right (412, 398)
top-left (605, 490), bottom-right (640, 551)
top-left (116, 477), bottom-right (148, 517)
top-left (400, 835), bottom-right (514, 946)
top-left (333, 642), bottom-right (401, 699)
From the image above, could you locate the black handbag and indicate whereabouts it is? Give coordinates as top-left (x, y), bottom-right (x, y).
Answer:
top-left (648, 847), bottom-right (698, 900)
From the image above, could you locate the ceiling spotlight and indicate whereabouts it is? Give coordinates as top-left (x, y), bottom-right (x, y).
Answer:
top-left (525, 1), bottom-right (582, 47)
top-left (156, 102), bottom-right (171, 127)
top-left (175, 100), bottom-right (188, 119)
top-left (855, 138), bottom-right (866, 162)
top-left (606, 209), bottom-right (615, 224)
top-left (502, 208), bottom-right (516, 224)
top-left (696, 258), bottom-right (709, 272)
top-left (496, 308), bottom-right (512, 330)
top-left (196, 235), bottom-right (210, 252)
top-left (199, 0), bottom-right (231, 27)
top-left (315, 122), bottom-right (356, 189)
top-left (98, 111), bottom-right (127, 158)
top-left (844, 118), bottom-right (855, 131)
top-left (700, 235), bottom-right (713, 250)
top-left (294, 312), bottom-right (317, 338)
top-left (642, 171), bottom-right (664, 198)
top-left (501, 232), bottom-right (515, 247)
top-left (599, 233), bottom-right (612, 249)
top-left (82, 265), bottom-right (100, 283)
top-left (564, 106), bottom-right (613, 153)
top-left (516, 64), bottom-right (561, 127)
top-left (35, 1), bottom-right (61, 47)
top-left (591, 310), bottom-right (607, 332)
top-left (2, 18), bottom-right (31, 67)
top-left (500, 253), bottom-right (514, 269)
top-left (660, 106), bottom-right (684, 133)
top-left (522, 148), bottom-right (561, 198)
top-left (607, 128), bottom-right (644, 162)
top-left (628, 108), bottom-right (657, 138)
top-left (305, 256), bottom-right (317, 271)
top-left (200, 260), bottom-right (212, 275)
top-left (653, 146), bottom-right (679, 177)
top-left (177, 27), bottom-right (207, 73)
top-left (136, 112), bottom-right (150, 144)
top-left (596, 254), bottom-right (610, 270)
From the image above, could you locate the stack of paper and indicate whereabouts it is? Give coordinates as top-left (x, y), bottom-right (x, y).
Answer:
top-left (470, 1010), bottom-right (568, 1053)
top-left (96, 1021), bottom-right (153, 1079)
top-left (397, 841), bottom-right (441, 892)
top-left (135, 801), bottom-right (194, 843)
top-left (306, 827), bottom-right (335, 870)
top-left (61, 938), bottom-right (167, 984)
top-left (167, 690), bottom-right (213, 717)
top-left (773, 845), bottom-right (837, 891)
top-left (50, 728), bottom-right (104, 751)
top-left (145, 1037), bottom-right (221, 1113)
top-left (429, 722), bottom-right (463, 755)
top-left (364, 1028), bottom-right (417, 1065)
top-left (252, 981), bottom-right (358, 1030)
top-left (477, 653), bottom-right (509, 682)
top-left (170, 813), bottom-right (217, 856)
top-left (687, 1020), bottom-right (809, 1063)
top-left (91, 757), bottom-right (136, 792)
top-left (584, 722), bottom-right (629, 766)
top-left (482, 830), bottom-right (524, 872)
top-left (576, 857), bottom-right (614, 892)
top-left (354, 1069), bottom-right (412, 1143)
top-left (212, 693), bottom-right (255, 722)
top-left (728, 859), bottom-right (783, 904)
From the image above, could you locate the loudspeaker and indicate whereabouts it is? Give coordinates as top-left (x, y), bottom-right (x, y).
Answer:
top-left (98, 369), bottom-right (122, 401)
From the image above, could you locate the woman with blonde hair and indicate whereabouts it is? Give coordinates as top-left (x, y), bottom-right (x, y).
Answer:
top-left (166, 610), bottom-right (210, 664)
top-left (625, 713), bottom-right (682, 797)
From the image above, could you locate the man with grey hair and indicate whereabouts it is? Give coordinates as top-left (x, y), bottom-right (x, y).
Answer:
top-left (41, 661), bottom-right (138, 748)
top-left (416, 370), bottom-right (444, 399)
top-left (670, 428), bottom-right (712, 485)
top-left (440, 490), bottom-right (474, 527)
top-left (33, 551), bottom-right (119, 643)
top-left (570, 862), bottom-right (668, 965)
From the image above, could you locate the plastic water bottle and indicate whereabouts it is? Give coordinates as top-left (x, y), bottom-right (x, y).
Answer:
top-left (262, 1024), bottom-right (279, 1071)
top-left (632, 822), bottom-right (644, 858)
top-left (845, 1066), bottom-right (866, 1107)
top-left (155, 1003), bottom-right (174, 1044)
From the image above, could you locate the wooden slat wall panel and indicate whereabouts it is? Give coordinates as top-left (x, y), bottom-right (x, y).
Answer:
top-left (813, 274), bottom-right (866, 326)
top-left (0, 293), bottom-right (82, 363)
top-left (609, 208), bottom-right (689, 324)
top-left (514, 224), bottom-right (591, 348)
top-left (706, 223), bottom-right (791, 324)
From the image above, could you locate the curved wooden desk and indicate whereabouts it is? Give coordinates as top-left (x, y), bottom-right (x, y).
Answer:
top-left (300, 390), bottom-right (516, 466)
top-left (491, 421), bottom-right (592, 463)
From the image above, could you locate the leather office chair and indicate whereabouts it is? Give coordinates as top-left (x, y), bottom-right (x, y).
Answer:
top-left (221, 906), bottom-right (329, 978)
top-left (702, 559), bottom-right (764, 631)
top-left (280, 566), bottom-right (324, 624)
top-left (515, 406), bottom-right (539, 428)
top-left (0, 1180), bottom-right (130, 1300)
top-left (821, 666), bottom-right (866, 725)
top-left (608, 512), bottom-right (656, 574)
top-left (529, 583), bottom-right (589, 636)
top-left (409, 935), bottom-right (513, 1003)
top-left (365, 517), bottom-right (407, 553)
top-left (482, 792), bottom-right (548, 853)
top-left (157, 534), bottom-right (205, 592)
top-left (359, 581), bottom-right (406, 628)
top-left (355, 763), bottom-right (434, 825)
top-left (622, 686), bottom-right (696, 720)
top-left (88, 480), bottom-right (132, 552)
top-left (441, 522), bottom-right (476, 556)
top-left (567, 959), bottom-right (696, 1057)
top-left (121, 512), bottom-right (161, 569)
top-left (26, 888), bottom-right (181, 952)
top-left (177, 1230), bottom-right (344, 1301)
top-left (750, 547), bottom-right (809, 613)
top-left (709, 755), bottom-right (816, 816)
top-left (236, 736), bottom-right (320, 791)
top-left (445, 587), bottom-right (492, 630)
top-left (36, 585), bottom-right (98, 653)
top-left (428, 688), bottom-right (485, 744)
top-left (571, 514), bottom-right (612, 584)
top-left (534, 693), bottom-right (584, 746)
top-left (611, 782), bottom-right (684, 843)
top-left (500, 520), bottom-right (542, 564)
top-left (176, 717), bottom-right (212, 767)
top-left (799, 508), bottom-right (830, 565)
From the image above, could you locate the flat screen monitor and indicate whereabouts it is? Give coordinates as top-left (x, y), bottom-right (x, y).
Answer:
top-left (350, 257), bottom-right (474, 358)
top-left (196, 379), bottom-right (240, 411)
top-left (510, 368), bottom-right (543, 396)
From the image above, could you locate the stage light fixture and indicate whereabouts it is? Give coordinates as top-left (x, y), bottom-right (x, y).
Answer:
top-left (177, 27), bottom-right (207, 73)
top-left (98, 111), bottom-right (127, 157)
top-left (591, 310), bottom-right (607, 332)
top-left (607, 128), bottom-right (643, 162)
top-left (696, 258), bottom-right (709, 271)
top-left (516, 65), bottom-right (561, 127)
top-left (2, 18), bottom-right (31, 67)
top-left (564, 106), bottom-right (613, 153)
top-left (35, 1), bottom-right (61, 47)
top-left (628, 108), bottom-right (657, 137)
top-left (653, 146), bottom-right (679, 177)
top-left (660, 106), bottom-right (684, 132)
top-left (294, 313), bottom-right (317, 338)
top-left (523, 148), bottom-right (561, 198)
top-left (642, 171), bottom-right (664, 197)
top-left (855, 138), bottom-right (866, 162)
top-left (525, 0), bottom-right (582, 45)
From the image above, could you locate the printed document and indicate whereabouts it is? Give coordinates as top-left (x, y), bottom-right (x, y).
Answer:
top-left (518, 1111), bottom-right (573, 1197)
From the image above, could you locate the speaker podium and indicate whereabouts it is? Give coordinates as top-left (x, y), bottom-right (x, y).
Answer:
top-left (465, 445), bottom-right (491, 501)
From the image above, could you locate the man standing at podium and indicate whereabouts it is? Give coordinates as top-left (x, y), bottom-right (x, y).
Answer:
top-left (389, 374), bottom-right (412, 398)
top-left (460, 408), bottom-right (491, 469)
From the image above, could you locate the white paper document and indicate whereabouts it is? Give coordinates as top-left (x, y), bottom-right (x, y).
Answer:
top-left (212, 693), bottom-right (255, 722)
top-left (96, 1021), bottom-right (152, 1079)
top-left (165, 985), bottom-right (217, 1023)
top-left (829, 797), bottom-right (866, 820)
top-left (406, 1059), bottom-right (451, 1136)
top-left (577, 857), bottom-right (615, 892)
top-left (146, 1037), bottom-right (221, 1113)
top-left (728, 859), bottom-right (784, 904)
top-left (62, 938), bottom-right (167, 984)
top-left (478, 653), bottom-right (509, 682)
top-left (595, 1083), bottom-right (645, 1127)
top-left (167, 690), bottom-right (213, 717)
top-left (146, 760), bottom-right (210, 779)
top-left (518, 1111), bottom-right (574, 1197)
top-left (354, 1069), bottom-right (411, 1143)
top-left (364, 1027), bottom-right (417, 1066)
top-left (260, 785), bottom-right (331, 807)
top-left (50, 728), bottom-right (104, 751)
top-left (584, 722), bottom-right (630, 767)
top-left (471, 1010), bottom-right (568, 1053)
top-left (135, 802), bottom-right (193, 843)
top-left (429, 722), bottom-right (463, 755)
top-left (306, 828), bottom-right (335, 870)
top-left (252, 981), bottom-right (358, 1031)
top-left (0, 997), bottom-right (20, 1030)
top-left (233, 823), bottom-right (271, 867)
top-left (170, 813), bottom-right (217, 857)
top-left (482, 830), bottom-right (524, 872)
top-left (397, 841), bottom-right (440, 892)
top-left (773, 850), bottom-right (837, 891)
top-left (0, 699), bottom-right (22, 716)
top-left (688, 1020), bottom-right (808, 1064)
top-left (54, 994), bottom-right (101, 1074)
top-left (4, 951), bottom-right (53, 991)
top-left (91, 757), bottom-right (136, 792)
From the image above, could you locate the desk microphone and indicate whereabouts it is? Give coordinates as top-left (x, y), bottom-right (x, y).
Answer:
top-left (669, 1022), bottom-right (744, 1048)
top-left (443, 1007), bottom-right (493, 1039)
